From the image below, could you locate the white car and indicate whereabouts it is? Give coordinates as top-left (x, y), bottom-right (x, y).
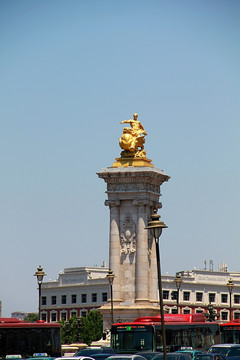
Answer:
top-left (55, 357), bottom-right (95, 360)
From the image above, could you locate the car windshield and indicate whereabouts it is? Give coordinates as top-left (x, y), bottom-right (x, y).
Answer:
top-left (152, 355), bottom-right (180, 360)
top-left (75, 349), bottom-right (114, 356)
top-left (107, 358), bottom-right (131, 360)
top-left (208, 348), bottom-right (230, 356)
top-left (195, 356), bottom-right (218, 360)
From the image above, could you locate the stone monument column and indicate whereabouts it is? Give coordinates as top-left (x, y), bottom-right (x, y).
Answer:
top-left (97, 113), bottom-right (170, 327)
top-left (106, 200), bottom-right (122, 302)
top-left (134, 200), bottom-right (150, 304)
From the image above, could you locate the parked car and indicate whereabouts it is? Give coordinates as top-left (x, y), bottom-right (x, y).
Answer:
top-left (176, 349), bottom-right (204, 358)
top-left (151, 353), bottom-right (192, 360)
top-left (106, 355), bottom-right (147, 360)
top-left (208, 344), bottom-right (240, 359)
top-left (194, 354), bottom-right (226, 360)
top-left (135, 352), bottom-right (163, 360)
top-left (27, 353), bottom-right (56, 360)
top-left (74, 348), bottom-right (115, 357)
top-left (90, 355), bottom-right (115, 360)
top-left (55, 356), bottom-right (95, 360)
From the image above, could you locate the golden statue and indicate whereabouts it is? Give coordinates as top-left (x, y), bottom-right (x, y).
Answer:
top-left (112, 113), bottom-right (153, 167)
top-left (119, 113), bottom-right (147, 158)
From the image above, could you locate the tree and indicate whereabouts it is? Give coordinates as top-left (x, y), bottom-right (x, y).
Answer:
top-left (24, 313), bottom-right (39, 322)
top-left (60, 311), bottom-right (103, 345)
top-left (81, 311), bottom-right (103, 346)
top-left (60, 316), bottom-right (79, 344)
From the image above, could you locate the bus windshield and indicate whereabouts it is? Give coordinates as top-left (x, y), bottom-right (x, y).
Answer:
top-left (220, 323), bottom-right (240, 344)
top-left (111, 325), bottom-right (153, 353)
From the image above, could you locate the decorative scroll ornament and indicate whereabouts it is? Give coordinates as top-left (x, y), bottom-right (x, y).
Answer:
top-left (120, 216), bottom-right (136, 255)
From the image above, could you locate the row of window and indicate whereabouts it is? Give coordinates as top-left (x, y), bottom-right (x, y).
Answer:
top-left (163, 290), bottom-right (240, 304)
top-left (41, 310), bottom-right (88, 322)
top-left (164, 307), bottom-right (240, 321)
top-left (41, 292), bottom-right (108, 306)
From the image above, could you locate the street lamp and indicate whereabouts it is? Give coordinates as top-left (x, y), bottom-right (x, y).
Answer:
top-left (34, 265), bottom-right (46, 320)
top-left (227, 278), bottom-right (234, 321)
top-left (174, 273), bottom-right (182, 314)
top-left (145, 209), bottom-right (167, 360)
top-left (107, 269), bottom-right (115, 325)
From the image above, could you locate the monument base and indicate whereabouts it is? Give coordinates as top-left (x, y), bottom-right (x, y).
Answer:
top-left (99, 301), bottom-right (160, 331)
top-left (112, 157), bottom-right (154, 168)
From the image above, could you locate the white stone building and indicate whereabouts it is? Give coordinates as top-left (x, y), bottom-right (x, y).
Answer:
top-left (40, 263), bottom-right (240, 324)
top-left (161, 267), bottom-right (240, 322)
top-left (40, 264), bottom-right (109, 322)
top-left (11, 311), bottom-right (27, 320)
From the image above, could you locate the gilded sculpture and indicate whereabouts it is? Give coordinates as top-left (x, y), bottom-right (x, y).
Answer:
top-left (112, 113), bottom-right (153, 167)
top-left (119, 113), bottom-right (147, 158)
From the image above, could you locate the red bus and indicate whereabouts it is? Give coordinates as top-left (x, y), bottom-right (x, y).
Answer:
top-left (111, 313), bottom-right (220, 354)
top-left (220, 320), bottom-right (240, 344)
top-left (0, 318), bottom-right (61, 358)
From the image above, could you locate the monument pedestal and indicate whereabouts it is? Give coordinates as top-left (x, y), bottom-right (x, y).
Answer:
top-left (112, 157), bottom-right (154, 168)
top-left (97, 165), bottom-right (170, 330)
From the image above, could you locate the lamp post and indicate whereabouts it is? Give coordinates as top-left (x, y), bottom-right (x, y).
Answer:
top-left (227, 278), bottom-right (234, 321)
top-left (145, 209), bottom-right (167, 360)
top-left (34, 265), bottom-right (46, 320)
top-left (174, 273), bottom-right (182, 314)
top-left (107, 269), bottom-right (115, 325)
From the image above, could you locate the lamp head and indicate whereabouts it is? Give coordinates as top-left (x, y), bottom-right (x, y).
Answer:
top-left (145, 209), bottom-right (167, 240)
top-left (107, 269), bottom-right (115, 285)
top-left (227, 278), bottom-right (234, 293)
top-left (175, 273), bottom-right (182, 290)
top-left (34, 265), bottom-right (46, 284)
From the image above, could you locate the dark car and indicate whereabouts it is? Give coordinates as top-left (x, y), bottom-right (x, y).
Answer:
top-left (74, 348), bottom-right (115, 357)
top-left (208, 344), bottom-right (240, 360)
top-left (135, 352), bottom-right (163, 360)
top-left (90, 355), bottom-right (114, 360)
top-left (194, 354), bottom-right (226, 360)
top-left (151, 352), bottom-right (192, 360)
top-left (176, 350), bottom-right (204, 359)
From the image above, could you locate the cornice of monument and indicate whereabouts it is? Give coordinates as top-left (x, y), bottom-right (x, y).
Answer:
top-left (97, 166), bottom-right (170, 185)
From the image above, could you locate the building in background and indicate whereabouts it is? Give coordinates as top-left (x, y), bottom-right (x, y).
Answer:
top-left (40, 264), bottom-right (109, 322)
top-left (11, 311), bottom-right (27, 320)
top-left (40, 263), bottom-right (240, 324)
top-left (161, 265), bottom-right (240, 322)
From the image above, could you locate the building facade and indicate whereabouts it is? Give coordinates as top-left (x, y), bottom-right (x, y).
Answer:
top-left (161, 267), bottom-right (240, 322)
top-left (11, 311), bottom-right (27, 320)
top-left (40, 264), bottom-right (240, 324)
top-left (40, 265), bottom-right (109, 322)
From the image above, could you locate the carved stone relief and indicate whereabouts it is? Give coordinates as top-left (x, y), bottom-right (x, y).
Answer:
top-left (107, 181), bottom-right (160, 194)
top-left (120, 216), bottom-right (136, 255)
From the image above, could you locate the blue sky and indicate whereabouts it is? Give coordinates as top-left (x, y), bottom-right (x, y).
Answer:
top-left (0, 0), bottom-right (239, 317)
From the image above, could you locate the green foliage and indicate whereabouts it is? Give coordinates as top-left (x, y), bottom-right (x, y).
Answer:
top-left (60, 311), bottom-right (103, 346)
top-left (24, 313), bottom-right (39, 322)
top-left (60, 316), bottom-right (80, 344)
top-left (81, 311), bottom-right (103, 346)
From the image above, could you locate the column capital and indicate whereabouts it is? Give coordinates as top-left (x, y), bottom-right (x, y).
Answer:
top-left (105, 200), bottom-right (120, 208)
